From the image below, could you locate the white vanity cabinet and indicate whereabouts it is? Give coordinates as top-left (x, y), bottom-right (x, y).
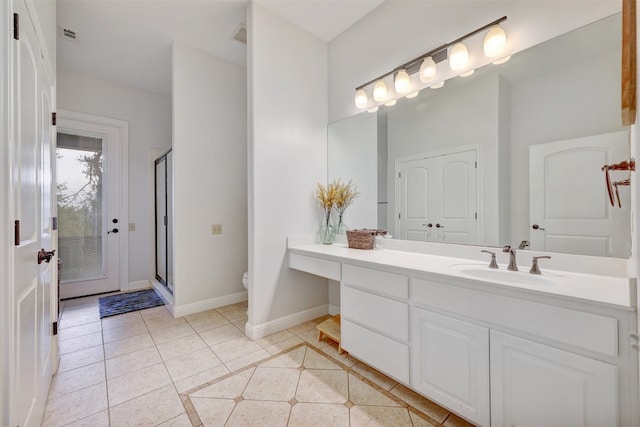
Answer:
top-left (490, 331), bottom-right (617, 427)
top-left (411, 307), bottom-right (490, 426)
top-left (340, 264), bottom-right (411, 384)
top-left (287, 246), bottom-right (636, 427)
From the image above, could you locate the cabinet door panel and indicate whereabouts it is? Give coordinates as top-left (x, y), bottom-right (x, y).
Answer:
top-left (490, 331), bottom-right (617, 427)
top-left (412, 308), bottom-right (490, 427)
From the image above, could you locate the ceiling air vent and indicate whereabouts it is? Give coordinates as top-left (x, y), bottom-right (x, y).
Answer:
top-left (58, 26), bottom-right (78, 42)
top-left (231, 24), bottom-right (247, 45)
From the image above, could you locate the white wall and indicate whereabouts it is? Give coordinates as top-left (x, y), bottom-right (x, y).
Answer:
top-left (247, 1), bottom-right (329, 339)
top-left (328, 1), bottom-right (621, 123)
top-left (172, 42), bottom-right (247, 314)
top-left (56, 70), bottom-right (171, 288)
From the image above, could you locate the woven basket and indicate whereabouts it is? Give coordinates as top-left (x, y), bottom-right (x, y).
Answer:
top-left (346, 229), bottom-right (387, 250)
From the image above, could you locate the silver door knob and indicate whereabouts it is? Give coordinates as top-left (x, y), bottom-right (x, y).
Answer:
top-left (436, 223), bottom-right (444, 228)
top-left (422, 223), bottom-right (433, 228)
top-left (531, 224), bottom-right (545, 231)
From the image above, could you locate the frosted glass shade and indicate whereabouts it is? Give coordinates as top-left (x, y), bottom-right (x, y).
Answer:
top-left (373, 80), bottom-right (388, 102)
top-left (394, 69), bottom-right (411, 94)
top-left (449, 42), bottom-right (468, 71)
top-left (484, 25), bottom-right (507, 58)
top-left (419, 57), bottom-right (437, 83)
top-left (354, 89), bottom-right (368, 109)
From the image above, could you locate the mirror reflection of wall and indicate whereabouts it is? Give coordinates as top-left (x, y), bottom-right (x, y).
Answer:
top-left (328, 13), bottom-right (631, 258)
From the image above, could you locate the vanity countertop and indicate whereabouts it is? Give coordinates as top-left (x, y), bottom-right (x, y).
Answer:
top-left (288, 243), bottom-right (634, 310)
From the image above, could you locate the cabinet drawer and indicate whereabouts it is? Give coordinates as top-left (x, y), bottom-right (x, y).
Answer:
top-left (342, 319), bottom-right (410, 384)
top-left (342, 285), bottom-right (409, 341)
top-left (413, 278), bottom-right (618, 357)
top-left (289, 253), bottom-right (341, 281)
top-left (343, 264), bottom-right (408, 299)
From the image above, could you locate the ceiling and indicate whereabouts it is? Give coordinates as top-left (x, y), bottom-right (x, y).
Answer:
top-left (56, 0), bottom-right (385, 96)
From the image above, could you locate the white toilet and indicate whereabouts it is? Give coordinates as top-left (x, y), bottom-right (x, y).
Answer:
top-left (242, 271), bottom-right (248, 289)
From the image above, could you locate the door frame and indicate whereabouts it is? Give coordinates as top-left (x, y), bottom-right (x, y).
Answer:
top-left (57, 109), bottom-right (129, 295)
top-left (394, 143), bottom-right (483, 242)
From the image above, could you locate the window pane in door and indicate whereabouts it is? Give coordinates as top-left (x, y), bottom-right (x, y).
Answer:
top-left (57, 133), bottom-right (104, 283)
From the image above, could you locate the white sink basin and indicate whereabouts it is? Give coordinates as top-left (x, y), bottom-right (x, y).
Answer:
top-left (451, 265), bottom-right (556, 287)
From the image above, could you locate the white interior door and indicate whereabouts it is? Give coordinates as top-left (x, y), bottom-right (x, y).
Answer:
top-left (11, 1), bottom-right (56, 425)
top-left (530, 131), bottom-right (630, 257)
top-left (56, 116), bottom-right (122, 298)
top-left (398, 149), bottom-right (477, 244)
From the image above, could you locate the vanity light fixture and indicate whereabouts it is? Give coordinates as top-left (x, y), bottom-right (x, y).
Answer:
top-left (419, 57), bottom-right (437, 83)
top-left (385, 99), bottom-right (397, 107)
top-left (460, 69), bottom-right (475, 77)
top-left (353, 16), bottom-right (508, 109)
top-left (373, 80), bottom-right (388, 102)
top-left (368, 106), bottom-right (379, 113)
top-left (354, 89), bottom-right (368, 109)
top-left (406, 91), bottom-right (420, 99)
top-left (449, 42), bottom-right (469, 70)
top-left (483, 25), bottom-right (507, 59)
top-left (394, 69), bottom-right (411, 94)
top-left (493, 55), bottom-right (512, 65)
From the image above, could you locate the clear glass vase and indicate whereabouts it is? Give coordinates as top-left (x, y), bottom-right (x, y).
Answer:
top-left (319, 223), bottom-right (336, 245)
top-left (336, 215), bottom-right (348, 235)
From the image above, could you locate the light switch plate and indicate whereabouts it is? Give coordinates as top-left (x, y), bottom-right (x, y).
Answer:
top-left (212, 224), bottom-right (222, 235)
top-left (129, 223), bottom-right (136, 231)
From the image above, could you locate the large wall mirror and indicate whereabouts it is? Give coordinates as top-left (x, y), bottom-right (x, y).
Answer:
top-left (329, 13), bottom-right (631, 258)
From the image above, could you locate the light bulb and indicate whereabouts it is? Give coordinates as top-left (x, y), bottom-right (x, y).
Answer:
top-left (449, 42), bottom-right (468, 71)
top-left (394, 69), bottom-right (411, 94)
top-left (419, 57), bottom-right (436, 83)
top-left (373, 80), bottom-right (388, 102)
top-left (368, 106), bottom-right (379, 113)
top-left (460, 69), bottom-right (475, 77)
top-left (484, 25), bottom-right (507, 59)
top-left (430, 81), bottom-right (445, 89)
top-left (354, 89), bottom-right (368, 109)
top-left (406, 91), bottom-right (419, 99)
top-left (385, 99), bottom-right (397, 107)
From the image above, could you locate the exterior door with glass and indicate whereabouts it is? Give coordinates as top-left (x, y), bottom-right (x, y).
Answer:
top-left (56, 115), bottom-right (123, 298)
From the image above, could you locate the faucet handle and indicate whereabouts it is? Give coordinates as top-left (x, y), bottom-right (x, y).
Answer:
top-left (530, 256), bottom-right (551, 275)
top-left (481, 250), bottom-right (499, 269)
top-left (502, 245), bottom-right (511, 253)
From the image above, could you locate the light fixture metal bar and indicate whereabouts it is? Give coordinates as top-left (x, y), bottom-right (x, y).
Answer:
top-left (355, 16), bottom-right (507, 91)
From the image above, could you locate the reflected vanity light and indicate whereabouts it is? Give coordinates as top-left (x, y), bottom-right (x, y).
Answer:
top-left (406, 91), bottom-right (420, 99)
top-left (368, 106), bottom-right (379, 113)
top-left (385, 99), bottom-right (397, 107)
top-left (373, 80), bottom-right (388, 102)
top-left (353, 16), bottom-right (508, 110)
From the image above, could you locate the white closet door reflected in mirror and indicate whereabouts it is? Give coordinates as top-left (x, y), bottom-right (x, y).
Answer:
top-left (155, 150), bottom-right (173, 293)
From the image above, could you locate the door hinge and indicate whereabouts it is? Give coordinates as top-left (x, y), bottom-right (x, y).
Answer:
top-left (475, 212), bottom-right (478, 220)
top-left (52, 216), bottom-right (58, 230)
top-left (398, 172), bottom-right (401, 178)
top-left (14, 220), bottom-right (20, 245)
top-left (52, 321), bottom-right (58, 336)
top-left (398, 213), bottom-right (401, 219)
top-left (475, 161), bottom-right (477, 169)
top-left (52, 112), bottom-right (56, 126)
top-left (13, 13), bottom-right (19, 40)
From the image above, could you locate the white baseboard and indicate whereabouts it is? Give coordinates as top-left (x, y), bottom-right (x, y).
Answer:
top-left (329, 304), bottom-right (340, 316)
top-left (152, 281), bottom-right (175, 315)
top-left (245, 304), bottom-right (329, 340)
top-left (127, 280), bottom-right (151, 292)
top-left (173, 291), bottom-right (248, 318)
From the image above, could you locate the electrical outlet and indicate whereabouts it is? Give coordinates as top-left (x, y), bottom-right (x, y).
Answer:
top-left (129, 223), bottom-right (136, 231)
top-left (212, 224), bottom-right (222, 235)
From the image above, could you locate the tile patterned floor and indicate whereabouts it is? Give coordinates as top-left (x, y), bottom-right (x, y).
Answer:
top-left (43, 294), bottom-right (473, 427)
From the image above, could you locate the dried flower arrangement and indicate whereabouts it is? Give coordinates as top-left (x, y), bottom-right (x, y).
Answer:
top-left (315, 179), bottom-right (359, 243)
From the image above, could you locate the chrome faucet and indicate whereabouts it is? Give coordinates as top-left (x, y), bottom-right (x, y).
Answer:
top-left (503, 245), bottom-right (518, 271)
